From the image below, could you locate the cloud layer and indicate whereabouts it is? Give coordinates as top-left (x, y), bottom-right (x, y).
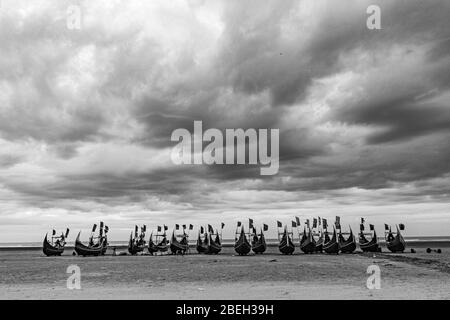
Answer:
top-left (0, 0), bottom-right (449, 241)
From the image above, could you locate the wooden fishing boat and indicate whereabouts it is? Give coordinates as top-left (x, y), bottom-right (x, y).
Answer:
top-left (128, 225), bottom-right (146, 255)
top-left (234, 227), bottom-right (251, 255)
top-left (323, 227), bottom-right (339, 254)
top-left (339, 227), bottom-right (356, 253)
top-left (300, 227), bottom-right (316, 254)
top-left (314, 233), bottom-right (324, 253)
top-left (42, 233), bottom-right (65, 256)
top-left (170, 231), bottom-right (189, 254)
top-left (74, 231), bottom-right (105, 256)
top-left (278, 227), bottom-right (295, 255)
top-left (359, 229), bottom-right (380, 252)
top-left (128, 233), bottom-right (145, 255)
top-left (148, 233), bottom-right (158, 255)
top-left (196, 231), bottom-right (208, 253)
top-left (206, 233), bottom-right (222, 254)
top-left (386, 226), bottom-right (406, 253)
top-left (251, 231), bottom-right (267, 254)
top-left (155, 236), bottom-right (169, 252)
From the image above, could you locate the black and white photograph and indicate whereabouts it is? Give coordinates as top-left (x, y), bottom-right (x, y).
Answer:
top-left (0, 0), bottom-right (449, 307)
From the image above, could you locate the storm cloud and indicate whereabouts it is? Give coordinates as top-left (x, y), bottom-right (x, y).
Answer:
top-left (0, 0), bottom-right (449, 241)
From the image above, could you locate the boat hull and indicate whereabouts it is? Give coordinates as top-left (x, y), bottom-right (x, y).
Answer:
top-left (339, 231), bottom-right (357, 253)
top-left (42, 234), bottom-right (64, 256)
top-left (386, 231), bottom-right (406, 253)
top-left (206, 234), bottom-right (222, 254)
top-left (359, 233), bottom-right (380, 252)
top-left (323, 229), bottom-right (339, 254)
top-left (74, 232), bottom-right (104, 256)
top-left (234, 229), bottom-right (251, 255)
top-left (252, 233), bottom-right (267, 254)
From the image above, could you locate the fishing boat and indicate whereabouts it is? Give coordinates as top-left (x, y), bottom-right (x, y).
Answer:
top-left (338, 227), bottom-right (357, 253)
top-left (323, 227), bottom-right (339, 254)
top-left (234, 226), bottom-right (251, 255)
top-left (359, 219), bottom-right (380, 252)
top-left (42, 228), bottom-right (69, 256)
top-left (74, 223), bottom-right (107, 256)
top-left (278, 226), bottom-right (295, 255)
top-left (155, 235), bottom-right (169, 252)
top-left (251, 230), bottom-right (267, 254)
top-left (74, 232), bottom-right (104, 256)
top-left (300, 227), bottom-right (316, 254)
top-left (196, 230), bottom-right (208, 254)
top-left (128, 225), bottom-right (146, 255)
top-left (170, 231), bottom-right (189, 255)
top-left (207, 232), bottom-right (222, 254)
top-left (385, 225), bottom-right (406, 253)
top-left (148, 233), bottom-right (158, 255)
top-left (314, 232), bottom-right (324, 253)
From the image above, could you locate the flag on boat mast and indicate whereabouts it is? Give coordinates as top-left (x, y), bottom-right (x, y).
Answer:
top-left (237, 221), bottom-right (242, 227)
top-left (295, 216), bottom-right (300, 226)
top-left (323, 218), bottom-right (328, 229)
top-left (360, 223), bottom-right (365, 231)
top-left (221, 222), bottom-right (225, 229)
top-left (157, 226), bottom-right (161, 232)
top-left (335, 216), bottom-right (341, 229)
top-left (189, 224), bottom-right (194, 230)
top-left (277, 221), bottom-right (282, 228)
top-left (249, 218), bottom-right (254, 229)
top-left (263, 224), bottom-right (268, 231)
top-left (369, 224), bottom-right (374, 231)
top-left (399, 223), bottom-right (405, 230)
top-left (313, 218), bottom-right (317, 229)
top-left (384, 224), bottom-right (389, 231)
top-left (182, 224), bottom-right (186, 230)
top-left (292, 221), bottom-right (297, 228)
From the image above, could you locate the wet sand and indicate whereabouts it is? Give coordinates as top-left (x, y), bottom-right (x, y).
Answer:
top-left (0, 246), bottom-right (449, 299)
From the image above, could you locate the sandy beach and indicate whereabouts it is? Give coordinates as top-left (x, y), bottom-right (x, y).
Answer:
top-left (1, 244), bottom-right (449, 300)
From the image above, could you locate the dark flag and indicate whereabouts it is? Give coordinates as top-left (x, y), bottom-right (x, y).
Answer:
top-left (237, 221), bottom-right (242, 227)
top-left (65, 228), bottom-right (70, 237)
top-left (323, 218), bottom-right (328, 229)
top-left (182, 224), bottom-right (186, 230)
top-left (92, 224), bottom-right (97, 232)
top-left (52, 229), bottom-right (56, 236)
top-left (221, 222), bottom-right (225, 229)
top-left (369, 224), bottom-right (374, 231)
top-left (318, 217), bottom-right (321, 225)
top-left (200, 226), bottom-right (204, 234)
top-left (360, 224), bottom-right (365, 231)
top-left (143, 225), bottom-right (147, 232)
top-left (104, 226), bottom-right (109, 233)
top-left (249, 218), bottom-right (254, 229)
top-left (292, 221), bottom-right (297, 228)
top-left (157, 226), bottom-right (161, 232)
top-left (175, 224), bottom-right (179, 230)
top-left (295, 216), bottom-right (300, 226)
top-left (164, 225), bottom-right (168, 231)
top-left (335, 216), bottom-right (341, 229)
top-left (361, 217), bottom-right (365, 224)
top-left (313, 218), bottom-right (317, 228)
top-left (189, 224), bottom-right (194, 230)
top-left (306, 219), bottom-right (310, 227)
top-left (399, 223), bottom-right (405, 231)
top-left (277, 221), bottom-right (282, 228)
top-left (100, 221), bottom-right (104, 228)
top-left (384, 224), bottom-right (389, 231)
top-left (135, 225), bottom-right (138, 237)
top-left (263, 224), bottom-right (268, 231)
top-left (208, 224), bottom-right (213, 233)
top-left (253, 227), bottom-right (257, 234)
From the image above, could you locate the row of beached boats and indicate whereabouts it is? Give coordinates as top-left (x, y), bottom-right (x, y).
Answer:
top-left (42, 217), bottom-right (406, 256)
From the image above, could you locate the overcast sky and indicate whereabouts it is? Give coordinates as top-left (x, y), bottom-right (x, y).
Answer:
top-left (0, 0), bottom-right (449, 242)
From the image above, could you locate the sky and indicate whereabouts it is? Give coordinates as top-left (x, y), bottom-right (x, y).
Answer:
top-left (0, 0), bottom-right (449, 242)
